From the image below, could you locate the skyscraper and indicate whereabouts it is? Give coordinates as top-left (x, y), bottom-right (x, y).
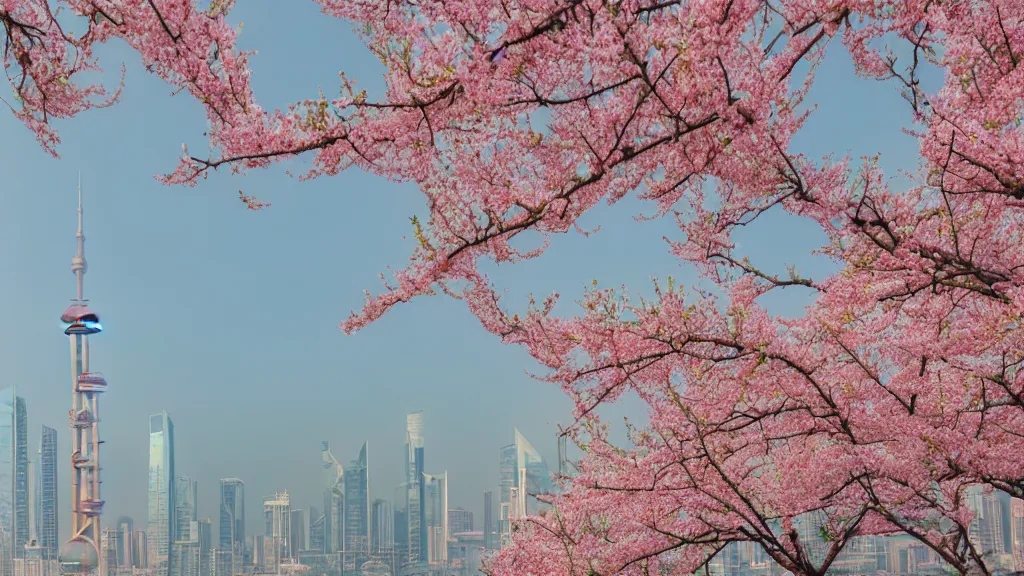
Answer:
top-left (320, 442), bottom-right (344, 554)
top-left (38, 427), bottom-right (58, 560)
top-left (289, 509), bottom-right (307, 556)
top-left (370, 500), bottom-right (392, 556)
top-left (262, 492), bottom-right (290, 574)
top-left (0, 387), bottom-right (29, 576)
top-left (422, 472), bottom-right (447, 565)
top-left (171, 478), bottom-right (198, 576)
top-left (405, 412), bottom-right (425, 563)
top-left (174, 478), bottom-right (198, 543)
top-left (344, 442), bottom-right (370, 564)
top-left (115, 518), bottom-right (133, 569)
top-left (218, 479), bottom-right (244, 576)
top-left (448, 509), bottom-right (473, 535)
top-left (498, 429), bottom-right (554, 548)
top-left (483, 492), bottom-right (493, 550)
top-left (307, 506), bottom-right (323, 554)
top-left (147, 412), bottom-right (175, 576)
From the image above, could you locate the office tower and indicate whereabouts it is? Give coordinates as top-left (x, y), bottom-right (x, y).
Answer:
top-left (308, 506), bottom-right (324, 554)
top-left (115, 518), bottom-right (133, 569)
top-left (147, 411), bottom-right (176, 576)
top-left (263, 492), bottom-right (290, 573)
top-left (132, 532), bottom-right (147, 569)
top-left (422, 473), bottom-right (448, 565)
top-left (344, 442), bottom-right (371, 563)
top-left (0, 387), bottom-right (29, 576)
top-left (289, 509), bottom-right (307, 556)
top-left (38, 428), bottom-right (57, 561)
top-left (499, 428), bottom-right (554, 547)
top-left (100, 528), bottom-right (117, 576)
top-left (483, 492), bottom-right (493, 550)
top-left (448, 509), bottom-right (473, 535)
top-left (405, 412), bottom-right (425, 563)
top-left (370, 500), bottom-right (392, 555)
top-left (171, 478), bottom-right (199, 576)
top-left (320, 442), bottom-right (344, 554)
top-left (218, 478), bottom-right (244, 576)
top-left (174, 478), bottom-right (198, 543)
top-left (392, 485), bottom-right (409, 568)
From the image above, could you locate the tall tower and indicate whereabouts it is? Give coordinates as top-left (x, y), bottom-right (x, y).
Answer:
top-left (147, 412), bottom-right (175, 576)
top-left (218, 479), bottom-right (244, 576)
top-left (58, 176), bottom-right (108, 576)
top-left (40, 426), bottom-right (59, 560)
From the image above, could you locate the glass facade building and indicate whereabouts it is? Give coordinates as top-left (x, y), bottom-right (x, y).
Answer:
top-left (147, 411), bottom-right (175, 576)
top-left (218, 478), bottom-right (244, 576)
top-left (39, 426), bottom-right (57, 560)
top-left (405, 412), bottom-right (425, 563)
top-left (0, 387), bottom-right (28, 576)
top-left (344, 442), bottom-right (370, 563)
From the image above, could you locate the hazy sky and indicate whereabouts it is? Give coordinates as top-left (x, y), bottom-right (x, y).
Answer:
top-left (0, 1), bottom-right (939, 542)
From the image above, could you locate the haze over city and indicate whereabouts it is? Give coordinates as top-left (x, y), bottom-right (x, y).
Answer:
top-left (9, 0), bottom-right (1022, 575)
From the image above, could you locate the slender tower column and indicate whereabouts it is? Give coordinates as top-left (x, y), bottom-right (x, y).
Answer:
top-left (59, 176), bottom-right (108, 576)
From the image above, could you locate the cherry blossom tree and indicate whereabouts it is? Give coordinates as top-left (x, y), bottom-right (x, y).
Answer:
top-left (7, 0), bottom-right (1024, 574)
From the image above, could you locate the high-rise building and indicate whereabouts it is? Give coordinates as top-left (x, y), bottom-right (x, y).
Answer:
top-left (263, 492), bottom-right (290, 573)
top-left (171, 478), bottom-right (199, 576)
top-left (392, 485), bottom-right (409, 569)
top-left (320, 443), bottom-right (344, 554)
top-left (289, 509), bottom-right (307, 556)
top-left (37, 427), bottom-right (56, 562)
top-left (100, 528), bottom-right (117, 576)
top-left (0, 387), bottom-right (29, 576)
top-left (370, 500), bottom-right (392, 555)
top-left (132, 532), bottom-right (147, 569)
top-left (447, 509), bottom-right (472, 535)
top-left (217, 478), bottom-right (244, 576)
top-left (147, 411), bottom-right (175, 576)
top-left (422, 473), bottom-right (447, 565)
top-left (483, 492), bottom-right (493, 550)
top-left (497, 429), bottom-right (553, 548)
top-left (307, 506), bottom-right (323, 554)
top-left (344, 442), bottom-right (371, 563)
top-left (115, 518), bottom-right (133, 569)
top-left (405, 412), bottom-right (425, 563)
top-left (174, 478), bottom-right (198, 543)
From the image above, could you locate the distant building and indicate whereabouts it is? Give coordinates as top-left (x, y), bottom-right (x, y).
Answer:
top-left (320, 443), bottom-right (344, 554)
top-left (100, 527), bottom-right (117, 576)
top-left (147, 411), bottom-right (176, 576)
top-left (115, 518), bottom-right (133, 569)
top-left (498, 429), bottom-right (553, 548)
top-left (132, 531), bottom-right (148, 569)
top-left (405, 412), bottom-right (426, 563)
top-left (0, 387), bottom-right (29, 576)
top-left (218, 478), bottom-right (244, 576)
top-left (344, 443), bottom-right (371, 565)
top-left (423, 472), bottom-right (448, 565)
top-left (263, 491), bottom-right (291, 573)
top-left (38, 427), bottom-right (57, 561)
top-left (482, 492), bottom-right (494, 551)
top-left (308, 506), bottom-right (324, 554)
top-left (370, 500), bottom-right (392, 556)
top-left (447, 509), bottom-right (472, 535)
top-left (289, 509), bottom-right (307, 556)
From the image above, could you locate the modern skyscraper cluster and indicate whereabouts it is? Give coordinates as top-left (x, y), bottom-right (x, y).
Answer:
top-left (0, 390), bottom-right (60, 576)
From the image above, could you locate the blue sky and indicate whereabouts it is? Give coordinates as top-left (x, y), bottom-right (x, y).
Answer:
top-left (0, 1), bottom-right (938, 539)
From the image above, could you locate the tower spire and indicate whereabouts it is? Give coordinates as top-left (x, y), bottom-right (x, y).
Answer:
top-left (71, 172), bottom-right (87, 302)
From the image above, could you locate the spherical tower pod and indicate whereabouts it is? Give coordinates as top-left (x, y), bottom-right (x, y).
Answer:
top-left (62, 305), bottom-right (102, 335)
top-left (58, 537), bottom-right (99, 575)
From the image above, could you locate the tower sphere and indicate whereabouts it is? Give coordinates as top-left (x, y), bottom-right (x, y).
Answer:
top-left (58, 537), bottom-right (99, 575)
